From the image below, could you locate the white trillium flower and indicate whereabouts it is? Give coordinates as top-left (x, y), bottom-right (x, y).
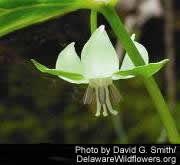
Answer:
top-left (31, 25), bottom-right (169, 117)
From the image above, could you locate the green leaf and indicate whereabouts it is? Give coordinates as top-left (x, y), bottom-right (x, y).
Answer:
top-left (0, 0), bottom-right (82, 37)
top-left (31, 59), bottom-right (85, 81)
top-left (113, 59), bottom-right (169, 78)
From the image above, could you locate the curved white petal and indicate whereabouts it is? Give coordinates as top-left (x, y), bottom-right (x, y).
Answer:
top-left (81, 25), bottom-right (119, 79)
top-left (56, 42), bottom-right (82, 73)
top-left (56, 42), bottom-right (88, 84)
top-left (120, 34), bottom-right (149, 71)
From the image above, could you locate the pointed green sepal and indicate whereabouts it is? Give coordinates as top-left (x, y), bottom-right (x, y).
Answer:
top-left (31, 59), bottom-right (85, 81)
top-left (113, 59), bottom-right (169, 78)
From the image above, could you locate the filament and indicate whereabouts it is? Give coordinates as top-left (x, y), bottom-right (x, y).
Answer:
top-left (95, 87), bottom-right (101, 117)
top-left (102, 104), bottom-right (108, 117)
top-left (108, 84), bottom-right (121, 105)
top-left (98, 87), bottom-right (106, 104)
top-left (105, 86), bottom-right (118, 115)
top-left (83, 86), bottom-right (95, 104)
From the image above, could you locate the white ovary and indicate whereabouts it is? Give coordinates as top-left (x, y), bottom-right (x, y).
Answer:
top-left (84, 77), bottom-right (119, 117)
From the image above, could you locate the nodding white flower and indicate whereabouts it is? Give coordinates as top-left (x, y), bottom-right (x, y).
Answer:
top-left (31, 25), bottom-right (168, 117)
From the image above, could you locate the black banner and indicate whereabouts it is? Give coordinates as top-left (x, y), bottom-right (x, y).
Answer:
top-left (0, 144), bottom-right (179, 164)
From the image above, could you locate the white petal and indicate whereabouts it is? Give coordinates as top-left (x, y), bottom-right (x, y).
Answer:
top-left (56, 42), bottom-right (88, 84)
top-left (120, 34), bottom-right (149, 71)
top-left (56, 42), bottom-right (82, 73)
top-left (81, 25), bottom-right (119, 79)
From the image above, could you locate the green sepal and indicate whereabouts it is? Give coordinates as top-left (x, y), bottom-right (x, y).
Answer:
top-left (113, 59), bottom-right (169, 78)
top-left (31, 59), bottom-right (85, 81)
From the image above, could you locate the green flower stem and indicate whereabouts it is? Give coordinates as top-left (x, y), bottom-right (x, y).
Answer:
top-left (90, 9), bottom-right (127, 143)
top-left (111, 115), bottom-right (128, 144)
top-left (101, 6), bottom-right (180, 143)
top-left (145, 78), bottom-right (180, 143)
top-left (90, 10), bottom-right (97, 33)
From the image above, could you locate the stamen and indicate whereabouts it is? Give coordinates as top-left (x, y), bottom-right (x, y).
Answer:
top-left (108, 84), bottom-right (121, 105)
top-left (98, 87), bottom-right (106, 104)
top-left (95, 87), bottom-right (101, 117)
top-left (88, 78), bottom-right (119, 117)
top-left (105, 86), bottom-right (118, 115)
top-left (83, 86), bottom-right (95, 104)
top-left (102, 104), bottom-right (108, 117)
